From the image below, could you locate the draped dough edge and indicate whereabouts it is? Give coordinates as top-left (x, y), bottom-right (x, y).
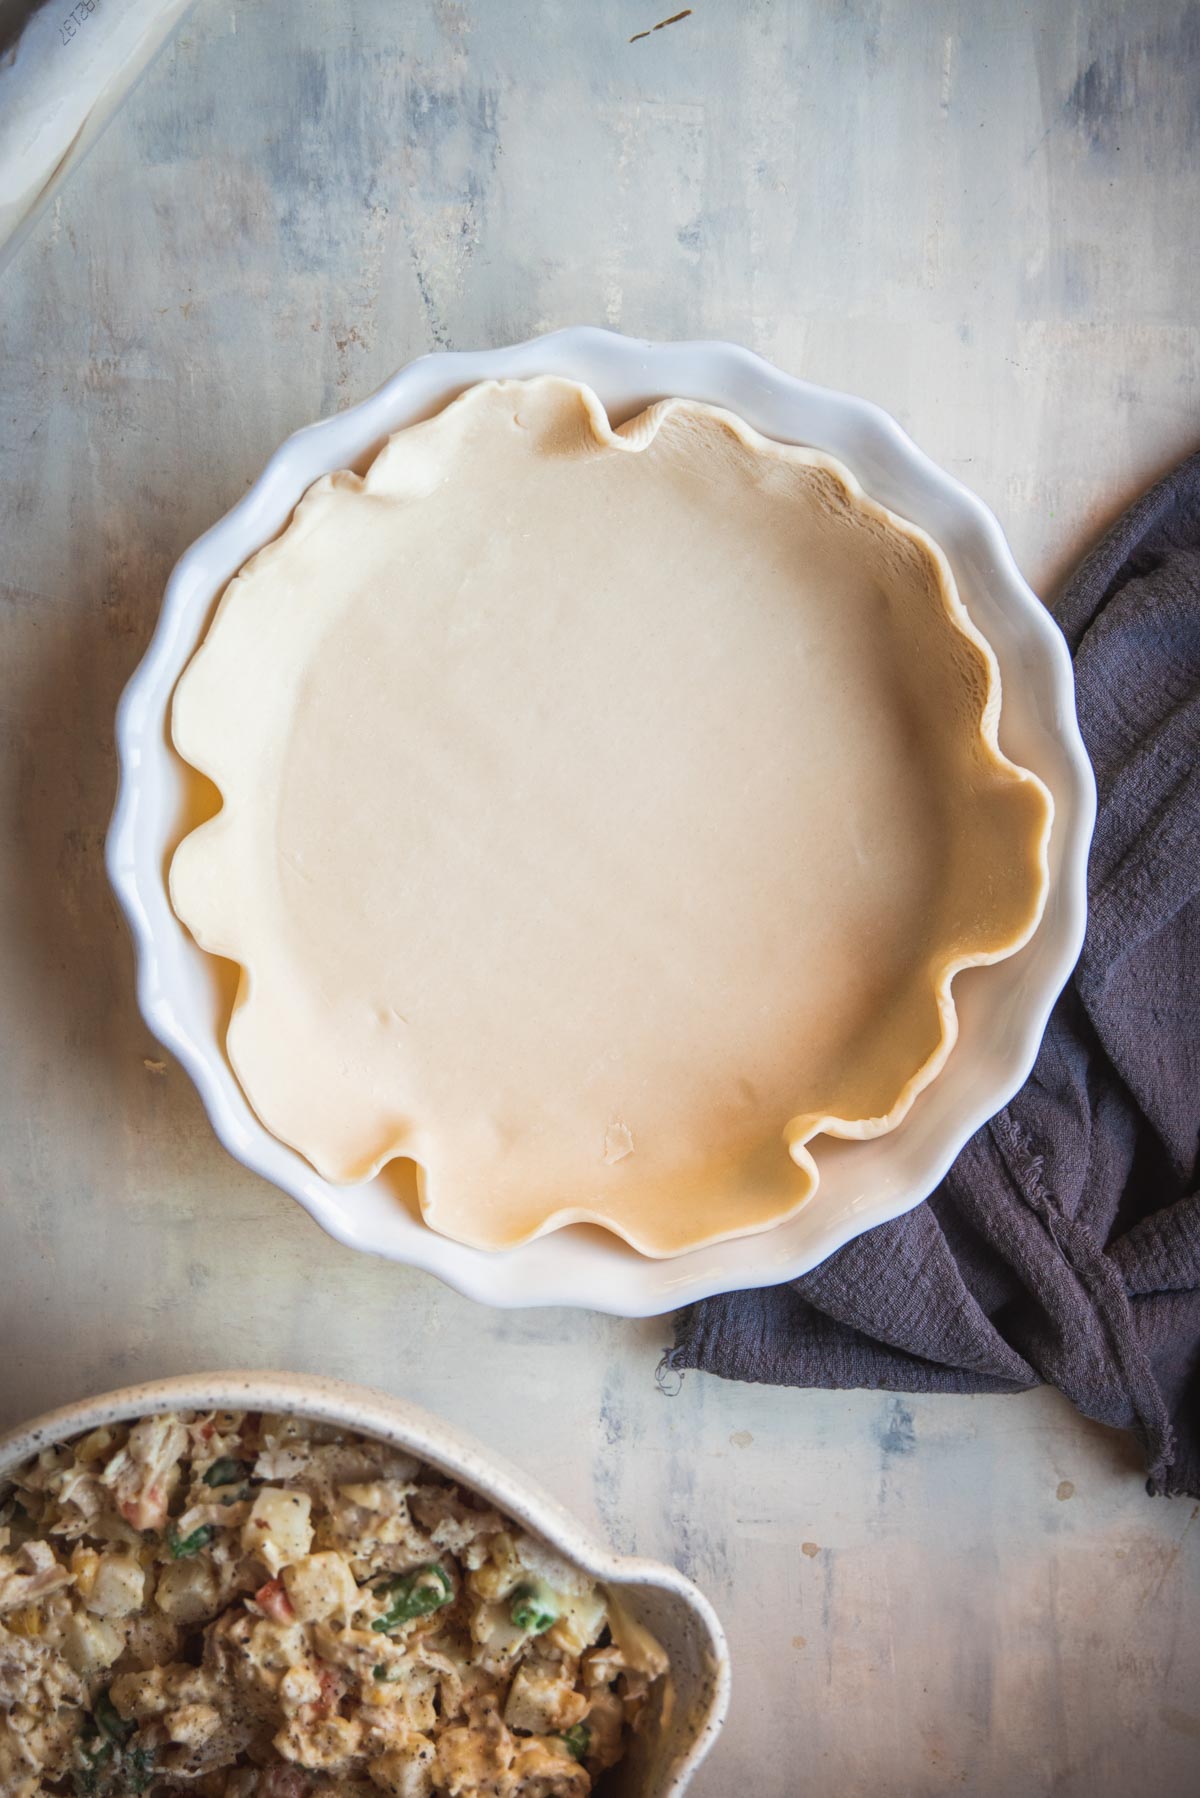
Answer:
top-left (168, 378), bottom-right (1054, 1259)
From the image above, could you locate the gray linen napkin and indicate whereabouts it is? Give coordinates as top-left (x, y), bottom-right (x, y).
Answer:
top-left (670, 450), bottom-right (1200, 1499)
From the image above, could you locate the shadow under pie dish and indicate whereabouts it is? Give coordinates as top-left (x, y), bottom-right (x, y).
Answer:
top-left (167, 374), bottom-right (1052, 1258)
top-left (0, 1374), bottom-right (728, 1798)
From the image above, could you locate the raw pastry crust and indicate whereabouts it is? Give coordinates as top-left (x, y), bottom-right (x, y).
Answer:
top-left (170, 378), bottom-right (1052, 1256)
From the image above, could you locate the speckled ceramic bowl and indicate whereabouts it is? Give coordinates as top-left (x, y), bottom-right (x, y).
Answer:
top-left (0, 1372), bottom-right (729, 1797)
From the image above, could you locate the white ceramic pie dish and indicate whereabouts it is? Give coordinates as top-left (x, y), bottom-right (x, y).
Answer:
top-left (0, 1371), bottom-right (729, 1798)
top-left (107, 327), bottom-right (1095, 1315)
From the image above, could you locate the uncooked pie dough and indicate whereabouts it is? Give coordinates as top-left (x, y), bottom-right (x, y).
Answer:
top-left (170, 377), bottom-right (1053, 1255)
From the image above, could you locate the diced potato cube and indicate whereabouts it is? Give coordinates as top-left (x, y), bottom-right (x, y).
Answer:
top-left (503, 1663), bottom-right (588, 1735)
top-left (110, 1667), bottom-right (171, 1718)
top-left (511, 1737), bottom-right (589, 1786)
top-left (120, 1607), bottom-right (183, 1671)
top-left (70, 1545), bottom-right (100, 1599)
top-left (397, 1665), bottom-right (438, 1734)
top-left (469, 1597), bottom-right (526, 1666)
top-left (274, 1710), bottom-right (361, 1770)
top-left (279, 1664), bottom-right (322, 1714)
top-left (165, 1703), bottom-right (221, 1747)
top-left (338, 1481), bottom-right (395, 1510)
top-left (581, 1687), bottom-right (623, 1764)
top-left (75, 1426), bottom-right (120, 1465)
top-left (548, 1587), bottom-right (608, 1656)
top-left (367, 1740), bottom-right (437, 1798)
top-left (513, 1534), bottom-right (592, 1598)
top-left (606, 1595), bottom-right (669, 1678)
top-left (155, 1556), bottom-right (221, 1625)
top-left (87, 1553), bottom-right (145, 1619)
top-left (249, 1617), bottom-right (310, 1674)
top-left (436, 1726), bottom-right (510, 1790)
top-left (467, 1532), bottom-right (522, 1601)
top-left (282, 1552), bottom-right (358, 1623)
top-left (243, 1488), bottom-right (313, 1575)
top-left (61, 1610), bottom-right (125, 1675)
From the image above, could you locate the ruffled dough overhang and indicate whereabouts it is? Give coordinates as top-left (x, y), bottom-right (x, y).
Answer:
top-left (170, 377), bottom-right (1053, 1256)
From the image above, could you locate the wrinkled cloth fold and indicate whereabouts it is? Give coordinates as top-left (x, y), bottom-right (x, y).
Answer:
top-left (671, 450), bottom-right (1200, 1498)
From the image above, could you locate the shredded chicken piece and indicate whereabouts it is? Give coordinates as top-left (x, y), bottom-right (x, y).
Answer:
top-left (0, 1542), bottom-right (74, 1615)
top-left (100, 1414), bottom-right (188, 1531)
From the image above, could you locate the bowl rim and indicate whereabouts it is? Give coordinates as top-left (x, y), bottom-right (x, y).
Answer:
top-left (106, 326), bottom-right (1097, 1315)
top-left (0, 1369), bottom-right (731, 1798)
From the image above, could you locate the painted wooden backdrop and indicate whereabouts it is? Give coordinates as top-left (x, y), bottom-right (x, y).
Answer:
top-left (1, 3), bottom-right (1197, 1792)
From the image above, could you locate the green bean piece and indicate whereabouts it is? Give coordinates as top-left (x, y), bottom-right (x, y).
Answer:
top-left (202, 1457), bottom-right (250, 1488)
top-left (74, 1716), bottom-right (114, 1798)
top-left (559, 1723), bottom-right (592, 1763)
top-left (127, 1747), bottom-right (155, 1794)
top-left (93, 1690), bottom-right (133, 1747)
top-left (166, 1522), bottom-right (216, 1559)
top-left (510, 1581), bottom-right (559, 1634)
top-left (370, 1563), bottom-right (453, 1633)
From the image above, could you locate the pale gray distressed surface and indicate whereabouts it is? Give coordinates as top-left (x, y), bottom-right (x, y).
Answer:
top-left (1, 2), bottom-right (1199, 1793)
